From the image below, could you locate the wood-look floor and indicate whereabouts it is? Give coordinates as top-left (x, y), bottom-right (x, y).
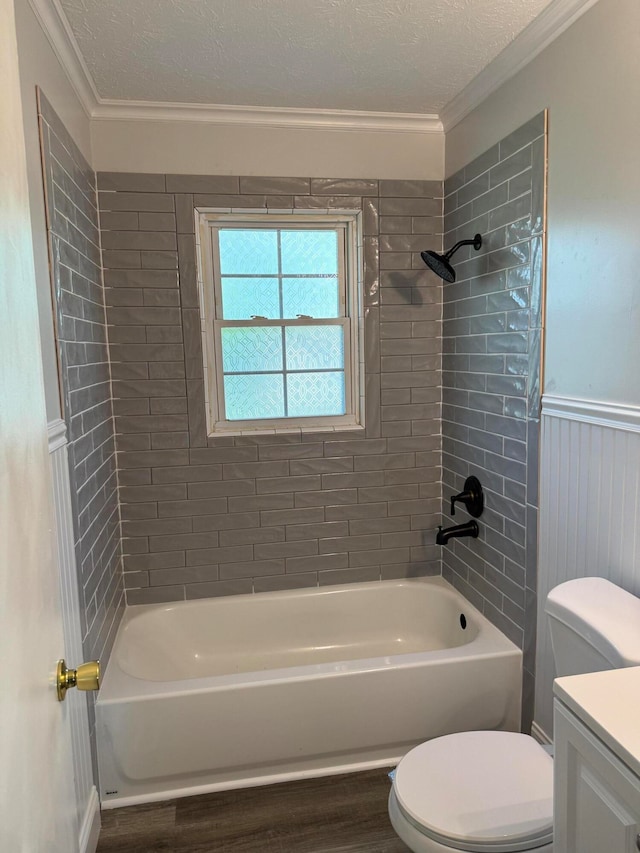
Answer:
top-left (96, 769), bottom-right (411, 853)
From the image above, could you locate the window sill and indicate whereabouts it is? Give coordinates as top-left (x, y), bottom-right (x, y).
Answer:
top-left (207, 423), bottom-right (365, 439)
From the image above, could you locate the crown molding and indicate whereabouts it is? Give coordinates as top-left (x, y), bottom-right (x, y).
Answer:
top-left (28, 0), bottom-right (440, 134)
top-left (28, 0), bottom-right (99, 118)
top-left (440, 0), bottom-right (601, 131)
top-left (92, 100), bottom-right (443, 134)
top-left (30, 0), bottom-right (597, 136)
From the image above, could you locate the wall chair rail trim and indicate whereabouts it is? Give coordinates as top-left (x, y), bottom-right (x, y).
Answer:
top-left (542, 395), bottom-right (640, 434)
top-left (47, 418), bottom-right (68, 454)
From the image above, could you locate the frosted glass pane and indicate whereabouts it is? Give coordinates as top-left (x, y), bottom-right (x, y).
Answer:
top-left (224, 374), bottom-right (284, 420)
top-left (221, 327), bottom-right (283, 373)
top-left (287, 372), bottom-right (346, 417)
top-left (221, 277), bottom-right (279, 319)
top-left (281, 230), bottom-right (338, 275)
top-left (218, 229), bottom-right (278, 275)
top-left (286, 326), bottom-right (344, 371)
top-left (282, 277), bottom-right (339, 318)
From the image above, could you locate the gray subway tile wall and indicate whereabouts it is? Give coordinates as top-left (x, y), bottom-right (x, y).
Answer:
top-left (37, 91), bottom-right (124, 666)
top-left (97, 175), bottom-right (444, 602)
top-left (39, 102), bottom-right (545, 734)
top-left (441, 112), bottom-right (546, 731)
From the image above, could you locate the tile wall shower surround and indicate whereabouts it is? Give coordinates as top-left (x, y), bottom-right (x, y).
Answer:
top-left (441, 111), bottom-right (546, 731)
top-left (37, 91), bottom-right (124, 664)
top-left (97, 174), bottom-right (444, 603)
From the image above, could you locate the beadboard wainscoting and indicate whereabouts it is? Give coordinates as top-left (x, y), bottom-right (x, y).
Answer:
top-left (49, 420), bottom-right (100, 853)
top-left (535, 395), bottom-right (640, 738)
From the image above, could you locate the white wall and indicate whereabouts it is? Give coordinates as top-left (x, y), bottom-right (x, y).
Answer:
top-left (446, 0), bottom-right (640, 407)
top-left (445, 0), bottom-right (640, 739)
top-left (15, 0), bottom-right (92, 421)
top-left (91, 119), bottom-right (444, 180)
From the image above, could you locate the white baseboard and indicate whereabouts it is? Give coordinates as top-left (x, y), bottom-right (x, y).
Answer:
top-left (531, 720), bottom-right (552, 746)
top-left (79, 786), bottom-right (101, 853)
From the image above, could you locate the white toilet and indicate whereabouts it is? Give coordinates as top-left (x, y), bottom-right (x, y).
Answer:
top-left (388, 577), bottom-right (640, 853)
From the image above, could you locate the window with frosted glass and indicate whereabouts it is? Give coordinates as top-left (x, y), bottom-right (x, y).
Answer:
top-left (211, 224), bottom-right (353, 423)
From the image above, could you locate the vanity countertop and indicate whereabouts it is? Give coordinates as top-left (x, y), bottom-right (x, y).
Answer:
top-left (554, 666), bottom-right (640, 778)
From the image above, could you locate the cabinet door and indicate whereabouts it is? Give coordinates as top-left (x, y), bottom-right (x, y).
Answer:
top-left (555, 701), bottom-right (640, 853)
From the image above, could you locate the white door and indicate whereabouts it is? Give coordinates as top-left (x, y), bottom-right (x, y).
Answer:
top-left (0, 1), bottom-right (78, 849)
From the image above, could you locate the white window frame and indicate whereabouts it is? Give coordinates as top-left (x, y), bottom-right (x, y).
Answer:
top-left (195, 209), bottom-right (364, 436)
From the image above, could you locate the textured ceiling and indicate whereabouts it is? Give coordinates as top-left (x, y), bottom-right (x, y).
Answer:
top-left (59, 0), bottom-right (555, 114)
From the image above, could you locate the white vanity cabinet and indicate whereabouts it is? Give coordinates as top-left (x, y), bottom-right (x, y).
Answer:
top-left (554, 667), bottom-right (640, 853)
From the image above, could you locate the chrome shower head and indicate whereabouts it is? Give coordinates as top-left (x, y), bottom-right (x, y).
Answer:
top-left (421, 233), bottom-right (482, 283)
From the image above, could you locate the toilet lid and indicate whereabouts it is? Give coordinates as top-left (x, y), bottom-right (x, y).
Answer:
top-left (394, 731), bottom-right (553, 852)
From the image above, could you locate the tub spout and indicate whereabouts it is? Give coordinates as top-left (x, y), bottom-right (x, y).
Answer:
top-left (436, 520), bottom-right (479, 546)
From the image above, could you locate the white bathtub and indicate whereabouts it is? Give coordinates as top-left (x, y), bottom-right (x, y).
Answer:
top-left (97, 577), bottom-right (522, 808)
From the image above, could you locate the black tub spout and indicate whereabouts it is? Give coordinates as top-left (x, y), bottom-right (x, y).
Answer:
top-left (436, 520), bottom-right (479, 546)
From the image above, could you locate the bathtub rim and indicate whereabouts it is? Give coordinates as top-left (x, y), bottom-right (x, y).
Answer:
top-left (97, 576), bottom-right (521, 704)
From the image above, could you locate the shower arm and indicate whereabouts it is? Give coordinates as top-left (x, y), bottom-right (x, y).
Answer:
top-left (443, 237), bottom-right (479, 261)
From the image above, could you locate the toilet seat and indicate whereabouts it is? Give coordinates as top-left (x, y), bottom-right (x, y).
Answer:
top-left (393, 731), bottom-right (553, 852)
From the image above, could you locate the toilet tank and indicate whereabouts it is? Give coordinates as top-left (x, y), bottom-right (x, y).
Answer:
top-left (545, 577), bottom-right (640, 677)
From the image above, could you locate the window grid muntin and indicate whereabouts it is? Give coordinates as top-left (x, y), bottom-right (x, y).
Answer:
top-left (277, 230), bottom-right (283, 320)
top-left (214, 318), bottom-right (350, 422)
top-left (219, 274), bottom-right (340, 321)
top-left (213, 223), bottom-right (345, 321)
top-left (198, 211), bottom-right (361, 434)
top-left (212, 224), bottom-right (350, 423)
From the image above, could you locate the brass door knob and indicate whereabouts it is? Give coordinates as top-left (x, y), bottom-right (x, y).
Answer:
top-left (56, 659), bottom-right (100, 701)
